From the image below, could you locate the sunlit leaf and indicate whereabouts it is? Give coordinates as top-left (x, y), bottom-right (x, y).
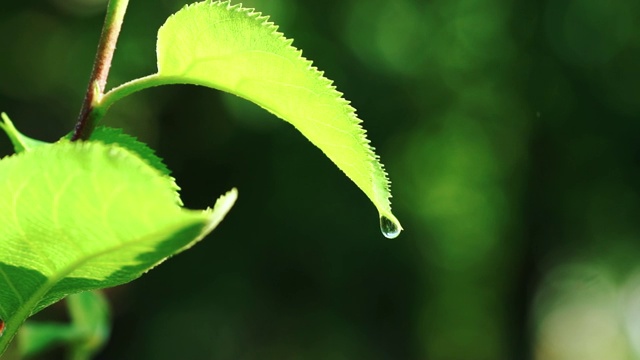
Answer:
top-left (74, 126), bottom-right (172, 176)
top-left (153, 0), bottom-right (401, 236)
top-left (0, 141), bottom-right (236, 351)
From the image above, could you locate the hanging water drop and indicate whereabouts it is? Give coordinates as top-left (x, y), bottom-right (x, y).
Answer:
top-left (380, 215), bottom-right (401, 239)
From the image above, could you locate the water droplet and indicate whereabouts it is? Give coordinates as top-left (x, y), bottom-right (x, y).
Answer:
top-left (380, 216), bottom-right (401, 239)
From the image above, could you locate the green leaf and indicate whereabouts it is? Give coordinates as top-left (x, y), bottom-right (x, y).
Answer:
top-left (80, 127), bottom-right (171, 176)
top-left (19, 322), bottom-right (80, 357)
top-left (153, 0), bottom-right (401, 236)
top-left (65, 291), bottom-right (111, 358)
top-left (0, 113), bottom-right (49, 153)
top-left (63, 127), bottom-right (181, 204)
top-left (18, 291), bottom-right (111, 358)
top-left (0, 141), bottom-right (237, 354)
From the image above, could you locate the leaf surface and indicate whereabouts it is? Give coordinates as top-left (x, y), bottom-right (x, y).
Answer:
top-left (86, 127), bottom-right (171, 176)
top-left (154, 0), bottom-right (401, 234)
top-left (0, 141), bottom-right (236, 351)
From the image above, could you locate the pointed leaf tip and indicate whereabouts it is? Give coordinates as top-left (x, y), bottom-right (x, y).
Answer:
top-left (0, 113), bottom-right (49, 153)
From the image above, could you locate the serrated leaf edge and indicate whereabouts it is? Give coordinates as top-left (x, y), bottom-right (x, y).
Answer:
top-left (161, 0), bottom-right (398, 226)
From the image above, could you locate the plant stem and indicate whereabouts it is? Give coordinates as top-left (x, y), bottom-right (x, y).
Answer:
top-left (71, 0), bottom-right (130, 141)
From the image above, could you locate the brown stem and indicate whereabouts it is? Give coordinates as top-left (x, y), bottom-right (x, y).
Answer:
top-left (71, 0), bottom-right (129, 141)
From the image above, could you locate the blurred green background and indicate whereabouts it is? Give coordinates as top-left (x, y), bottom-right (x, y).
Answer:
top-left (1, 0), bottom-right (640, 359)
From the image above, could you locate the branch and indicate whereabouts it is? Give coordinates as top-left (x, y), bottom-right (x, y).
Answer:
top-left (71, 0), bottom-right (129, 141)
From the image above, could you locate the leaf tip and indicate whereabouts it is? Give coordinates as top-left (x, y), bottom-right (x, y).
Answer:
top-left (204, 187), bottom-right (238, 232)
top-left (0, 113), bottom-right (49, 153)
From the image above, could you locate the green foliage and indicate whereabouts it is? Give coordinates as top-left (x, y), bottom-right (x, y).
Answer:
top-left (20, 291), bottom-right (110, 358)
top-left (85, 127), bottom-right (172, 176)
top-left (106, 0), bottom-right (401, 234)
top-left (0, 0), bottom-right (399, 356)
top-left (0, 141), bottom-right (237, 352)
top-left (157, 1), bottom-right (399, 231)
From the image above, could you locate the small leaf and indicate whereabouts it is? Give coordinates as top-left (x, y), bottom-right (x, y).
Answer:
top-left (0, 141), bottom-right (237, 353)
top-left (0, 113), bottom-right (49, 153)
top-left (154, 0), bottom-right (401, 234)
top-left (18, 291), bottom-right (111, 358)
top-left (65, 291), bottom-right (110, 358)
top-left (88, 127), bottom-right (171, 176)
top-left (19, 322), bottom-right (80, 357)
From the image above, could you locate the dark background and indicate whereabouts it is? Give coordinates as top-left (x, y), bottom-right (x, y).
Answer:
top-left (1, 0), bottom-right (640, 359)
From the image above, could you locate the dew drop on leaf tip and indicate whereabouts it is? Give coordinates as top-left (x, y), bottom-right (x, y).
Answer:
top-left (380, 215), bottom-right (401, 239)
